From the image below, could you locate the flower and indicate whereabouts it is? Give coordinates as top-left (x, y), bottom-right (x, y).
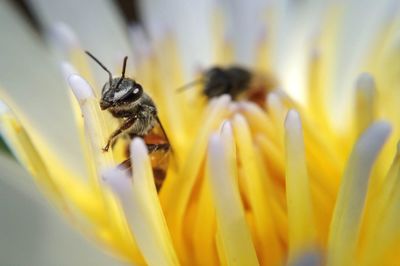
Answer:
top-left (1, 0), bottom-right (400, 265)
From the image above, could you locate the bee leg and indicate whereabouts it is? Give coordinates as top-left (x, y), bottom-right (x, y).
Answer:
top-left (146, 143), bottom-right (170, 153)
top-left (103, 117), bottom-right (137, 152)
top-left (102, 140), bottom-right (112, 152)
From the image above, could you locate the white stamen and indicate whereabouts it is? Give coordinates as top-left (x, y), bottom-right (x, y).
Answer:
top-left (219, 120), bottom-right (232, 136)
top-left (130, 138), bottom-right (148, 169)
top-left (355, 72), bottom-right (376, 134)
top-left (104, 138), bottom-right (179, 265)
top-left (291, 251), bottom-right (321, 266)
top-left (0, 100), bottom-right (10, 115)
top-left (284, 109), bottom-right (316, 260)
top-left (129, 24), bottom-right (152, 59)
top-left (220, 121), bottom-right (236, 174)
top-left (285, 109), bottom-right (301, 131)
top-left (217, 94), bottom-right (232, 104)
top-left (228, 102), bottom-right (239, 113)
top-left (267, 92), bottom-right (282, 110)
top-left (60, 62), bottom-right (77, 82)
top-left (207, 133), bottom-right (259, 264)
top-left (48, 22), bottom-right (79, 53)
top-left (147, 19), bottom-right (169, 43)
top-left (102, 167), bottom-right (131, 196)
top-left (327, 121), bottom-right (391, 266)
top-left (355, 121), bottom-right (391, 158)
top-left (208, 94), bottom-right (231, 109)
top-left (256, 24), bottom-right (267, 45)
top-left (68, 74), bottom-right (94, 101)
top-left (356, 72), bottom-right (375, 93)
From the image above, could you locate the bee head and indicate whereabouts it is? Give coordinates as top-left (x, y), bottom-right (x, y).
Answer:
top-left (84, 51), bottom-right (144, 110)
top-left (100, 78), bottom-right (143, 110)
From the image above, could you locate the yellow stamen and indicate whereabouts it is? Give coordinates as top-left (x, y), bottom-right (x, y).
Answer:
top-left (207, 123), bottom-right (259, 265)
top-left (68, 74), bottom-right (114, 186)
top-left (159, 95), bottom-right (231, 262)
top-left (327, 121), bottom-right (391, 266)
top-left (284, 110), bottom-right (316, 262)
top-left (354, 73), bottom-right (376, 137)
top-left (232, 114), bottom-right (283, 264)
top-left (105, 138), bottom-right (179, 265)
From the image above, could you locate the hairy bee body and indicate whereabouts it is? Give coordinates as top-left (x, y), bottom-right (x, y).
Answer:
top-left (201, 66), bottom-right (276, 107)
top-left (86, 51), bottom-right (170, 191)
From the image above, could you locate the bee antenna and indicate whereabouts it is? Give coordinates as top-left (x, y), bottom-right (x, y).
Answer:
top-left (175, 78), bottom-right (205, 93)
top-left (85, 51), bottom-right (113, 85)
top-left (115, 56), bottom-right (128, 89)
top-left (121, 56), bottom-right (128, 78)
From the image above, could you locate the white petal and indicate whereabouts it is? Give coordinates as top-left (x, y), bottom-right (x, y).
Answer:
top-left (0, 2), bottom-right (85, 175)
top-left (138, 0), bottom-right (215, 76)
top-left (48, 22), bottom-right (80, 55)
top-left (328, 0), bottom-right (394, 129)
top-left (219, 0), bottom-right (268, 65)
top-left (28, 0), bottom-right (132, 81)
top-left (0, 153), bottom-right (125, 266)
top-left (270, 0), bottom-right (328, 103)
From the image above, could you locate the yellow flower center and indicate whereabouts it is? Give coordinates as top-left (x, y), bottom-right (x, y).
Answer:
top-left (1, 7), bottom-right (400, 266)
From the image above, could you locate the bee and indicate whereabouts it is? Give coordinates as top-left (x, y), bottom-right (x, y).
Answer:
top-left (178, 65), bottom-right (276, 107)
top-left (85, 51), bottom-right (170, 191)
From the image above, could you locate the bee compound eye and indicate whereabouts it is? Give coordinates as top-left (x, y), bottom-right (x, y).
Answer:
top-left (132, 83), bottom-right (143, 97)
top-left (117, 83), bottom-right (143, 102)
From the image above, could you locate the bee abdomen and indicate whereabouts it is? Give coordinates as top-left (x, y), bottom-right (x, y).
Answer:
top-left (153, 167), bottom-right (167, 192)
top-left (116, 160), bottom-right (167, 192)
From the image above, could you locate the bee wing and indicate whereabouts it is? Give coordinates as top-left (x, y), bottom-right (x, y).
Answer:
top-left (155, 116), bottom-right (170, 146)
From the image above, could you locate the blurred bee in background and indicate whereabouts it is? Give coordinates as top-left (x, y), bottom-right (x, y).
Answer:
top-left (86, 51), bottom-right (170, 191)
top-left (177, 65), bottom-right (277, 107)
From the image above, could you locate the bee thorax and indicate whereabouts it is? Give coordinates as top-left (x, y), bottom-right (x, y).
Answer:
top-left (128, 114), bottom-right (156, 136)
